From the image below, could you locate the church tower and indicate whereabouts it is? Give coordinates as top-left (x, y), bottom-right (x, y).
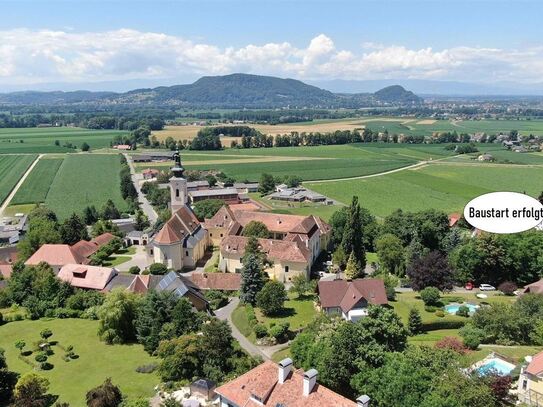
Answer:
top-left (170, 150), bottom-right (187, 213)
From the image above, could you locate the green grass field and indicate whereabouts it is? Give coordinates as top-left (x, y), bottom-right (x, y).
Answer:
top-left (11, 157), bottom-right (64, 205)
top-left (44, 154), bottom-right (127, 220)
top-left (307, 163), bottom-right (543, 216)
top-left (0, 127), bottom-right (129, 154)
top-left (0, 318), bottom-right (158, 406)
top-left (0, 154), bottom-right (37, 205)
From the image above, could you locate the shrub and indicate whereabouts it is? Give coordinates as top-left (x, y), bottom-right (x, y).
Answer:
top-left (420, 287), bottom-right (441, 306)
top-left (459, 325), bottom-right (485, 350)
top-left (435, 336), bottom-right (467, 354)
top-left (0, 312), bottom-right (3, 325)
top-left (40, 362), bottom-right (53, 370)
top-left (435, 310), bottom-right (445, 317)
top-left (424, 305), bottom-right (438, 313)
top-left (269, 322), bottom-right (290, 342)
top-left (129, 266), bottom-right (141, 275)
top-left (35, 353), bottom-right (48, 363)
top-left (253, 324), bottom-right (268, 338)
top-left (245, 305), bottom-right (257, 327)
top-left (498, 281), bottom-right (518, 296)
top-left (456, 305), bottom-right (470, 317)
top-left (421, 320), bottom-right (466, 331)
top-left (149, 263), bottom-right (168, 275)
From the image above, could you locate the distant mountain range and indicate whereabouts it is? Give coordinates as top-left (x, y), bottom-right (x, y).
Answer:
top-left (0, 73), bottom-right (422, 108)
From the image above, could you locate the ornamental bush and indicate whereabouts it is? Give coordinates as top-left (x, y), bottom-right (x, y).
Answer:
top-left (420, 287), bottom-right (441, 306)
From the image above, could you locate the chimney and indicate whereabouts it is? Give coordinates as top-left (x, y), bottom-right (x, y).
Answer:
top-left (303, 369), bottom-right (318, 396)
top-left (278, 358), bottom-right (293, 384)
top-left (357, 395), bottom-right (371, 407)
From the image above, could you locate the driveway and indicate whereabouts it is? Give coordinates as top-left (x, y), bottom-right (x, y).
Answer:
top-left (215, 297), bottom-right (269, 360)
top-left (124, 153), bottom-right (158, 223)
top-left (116, 245), bottom-right (151, 272)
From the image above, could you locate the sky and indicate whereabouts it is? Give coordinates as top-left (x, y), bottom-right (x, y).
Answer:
top-left (1, 0), bottom-right (543, 91)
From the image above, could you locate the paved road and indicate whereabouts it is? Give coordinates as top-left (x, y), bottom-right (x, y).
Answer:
top-left (124, 153), bottom-right (158, 223)
top-left (116, 246), bottom-right (152, 272)
top-left (215, 297), bottom-right (269, 360)
top-left (0, 154), bottom-right (42, 217)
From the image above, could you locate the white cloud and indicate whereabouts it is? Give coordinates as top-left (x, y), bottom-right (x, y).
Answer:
top-left (0, 28), bottom-right (542, 86)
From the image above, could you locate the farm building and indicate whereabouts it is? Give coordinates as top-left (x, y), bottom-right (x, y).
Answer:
top-left (268, 187), bottom-right (327, 203)
top-left (189, 187), bottom-right (240, 204)
top-left (58, 264), bottom-right (117, 291)
top-left (187, 180), bottom-right (210, 191)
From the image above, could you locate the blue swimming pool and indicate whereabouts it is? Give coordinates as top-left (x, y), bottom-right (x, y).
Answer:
top-left (476, 358), bottom-right (516, 376)
top-left (444, 303), bottom-right (479, 314)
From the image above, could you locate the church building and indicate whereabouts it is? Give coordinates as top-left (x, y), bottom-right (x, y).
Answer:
top-left (150, 151), bottom-right (208, 270)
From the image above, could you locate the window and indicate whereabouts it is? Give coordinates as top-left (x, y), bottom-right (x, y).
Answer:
top-left (176, 188), bottom-right (179, 197)
top-left (284, 266), bottom-right (289, 273)
top-left (185, 251), bottom-right (189, 256)
top-left (523, 379), bottom-right (528, 390)
top-left (210, 233), bottom-right (213, 237)
top-left (220, 233), bottom-right (223, 237)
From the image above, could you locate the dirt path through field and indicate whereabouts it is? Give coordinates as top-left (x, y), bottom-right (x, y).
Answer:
top-left (0, 154), bottom-right (42, 217)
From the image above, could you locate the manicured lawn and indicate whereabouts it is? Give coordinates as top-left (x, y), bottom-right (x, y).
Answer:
top-left (11, 157), bottom-right (64, 205)
top-left (45, 154), bottom-right (128, 220)
top-left (103, 246), bottom-right (136, 267)
top-left (409, 329), bottom-right (461, 346)
top-left (231, 305), bottom-right (256, 343)
top-left (0, 318), bottom-right (159, 405)
top-left (0, 154), bottom-right (36, 205)
top-left (307, 163), bottom-right (543, 217)
top-left (255, 293), bottom-right (317, 331)
top-left (271, 347), bottom-right (292, 363)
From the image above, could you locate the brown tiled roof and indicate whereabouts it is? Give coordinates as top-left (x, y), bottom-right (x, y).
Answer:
top-left (526, 351), bottom-right (543, 375)
top-left (71, 240), bottom-right (99, 258)
top-left (189, 273), bottom-right (241, 291)
top-left (127, 275), bottom-right (151, 294)
top-left (204, 206), bottom-right (236, 229)
top-left (221, 235), bottom-right (310, 264)
top-left (155, 206), bottom-right (201, 245)
top-left (215, 360), bottom-right (356, 407)
top-left (523, 279), bottom-right (543, 295)
top-left (25, 244), bottom-right (89, 267)
top-left (228, 202), bottom-right (261, 212)
top-left (58, 264), bottom-right (117, 290)
top-left (318, 278), bottom-right (388, 313)
top-left (91, 232), bottom-right (117, 247)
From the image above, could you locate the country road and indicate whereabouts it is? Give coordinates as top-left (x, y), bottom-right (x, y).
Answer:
top-left (124, 153), bottom-right (158, 223)
top-left (0, 154), bottom-right (42, 217)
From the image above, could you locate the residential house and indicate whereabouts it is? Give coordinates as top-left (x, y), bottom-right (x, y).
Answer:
top-left (518, 351), bottom-right (543, 405)
top-left (154, 271), bottom-right (209, 311)
top-left (522, 279), bottom-right (543, 295)
top-left (215, 359), bottom-right (367, 407)
top-left (142, 168), bottom-right (160, 180)
top-left (58, 264), bottom-right (117, 291)
top-left (318, 278), bottom-right (388, 322)
top-left (25, 244), bottom-right (89, 273)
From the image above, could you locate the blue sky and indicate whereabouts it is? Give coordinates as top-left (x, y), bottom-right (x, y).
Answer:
top-left (1, 0), bottom-right (542, 90)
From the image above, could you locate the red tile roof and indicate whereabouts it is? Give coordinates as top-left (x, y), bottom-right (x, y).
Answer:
top-left (58, 264), bottom-right (117, 290)
top-left (189, 273), bottom-right (241, 291)
top-left (91, 232), bottom-right (116, 247)
top-left (526, 351), bottom-right (543, 376)
top-left (215, 360), bottom-right (357, 407)
top-left (449, 213), bottom-right (461, 227)
top-left (127, 275), bottom-right (151, 294)
top-left (221, 235), bottom-right (311, 264)
top-left (523, 279), bottom-right (543, 295)
top-left (232, 210), bottom-right (318, 234)
top-left (25, 244), bottom-right (89, 267)
top-left (71, 240), bottom-right (99, 259)
top-left (0, 264), bottom-right (12, 279)
top-left (155, 206), bottom-right (201, 245)
top-left (318, 278), bottom-right (388, 313)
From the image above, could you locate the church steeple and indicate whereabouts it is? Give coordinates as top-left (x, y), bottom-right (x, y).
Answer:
top-left (170, 150), bottom-right (187, 212)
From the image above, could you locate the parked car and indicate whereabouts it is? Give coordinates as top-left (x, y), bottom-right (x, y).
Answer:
top-left (465, 282), bottom-right (474, 290)
top-left (479, 284), bottom-right (496, 291)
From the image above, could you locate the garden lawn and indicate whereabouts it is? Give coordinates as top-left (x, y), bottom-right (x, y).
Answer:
top-left (255, 293), bottom-right (317, 331)
top-left (45, 154), bottom-right (127, 220)
top-left (0, 154), bottom-right (36, 205)
top-left (102, 246), bottom-right (136, 267)
top-left (231, 305), bottom-right (256, 343)
top-left (307, 163), bottom-right (543, 217)
top-left (271, 347), bottom-right (292, 363)
top-left (11, 157), bottom-right (63, 205)
top-left (0, 318), bottom-right (159, 406)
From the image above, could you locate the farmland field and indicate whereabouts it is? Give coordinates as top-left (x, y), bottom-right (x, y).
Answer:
top-left (0, 127), bottom-right (128, 154)
top-left (134, 144), bottom-right (455, 181)
top-left (0, 154), bottom-right (37, 205)
top-left (307, 163), bottom-right (543, 216)
top-left (11, 157), bottom-right (64, 205)
top-left (0, 318), bottom-right (158, 405)
top-left (44, 154), bottom-right (127, 220)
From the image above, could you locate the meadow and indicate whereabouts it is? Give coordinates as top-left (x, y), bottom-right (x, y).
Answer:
top-left (0, 318), bottom-right (158, 405)
top-left (0, 127), bottom-right (128, 154)
top-left (307, 163), bottom-right (543, 216)
top-left (44, 154), bottom-right (127, 220)
top-left (0, 154), bottom-right (37, 205)
top-left (11, 157), bottom-right (64, 205)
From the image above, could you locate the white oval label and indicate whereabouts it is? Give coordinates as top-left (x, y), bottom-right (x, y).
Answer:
top-left (464, 192), bottom-right (543, 234)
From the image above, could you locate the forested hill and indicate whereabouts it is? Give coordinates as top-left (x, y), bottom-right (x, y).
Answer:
top-left (0, 74), bottom-right (423, 108)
